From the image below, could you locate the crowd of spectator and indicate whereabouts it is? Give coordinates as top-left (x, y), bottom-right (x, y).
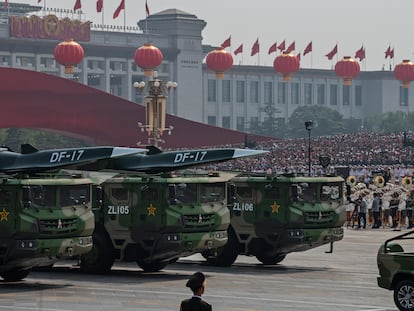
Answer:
top-left (206, 131), bottom-right (414, 177)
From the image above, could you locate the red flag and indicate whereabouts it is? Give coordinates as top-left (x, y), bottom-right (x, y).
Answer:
top-left (296, 53), bottom-right (301, 61)
top-left (221, 36), bottom-right (231, 49)
top-left (385, 46), bottom-right (391, 59)
top-left (325, 44), bottom-right (337, 60)
top-left (277, 40), bottom-right (285, 51)
top-left (285, 41), bottom-right (295, 53)
top-left (3, 0), bottom-right (7, 9)
top-left (234, 44), bottom-right (243, 55)
top-left (390, 48), bottom-right (394, 59)
top-left (303, 41), bottom-right (312, 56)
top-left (355, 45), bottom-right (365, 61)
top-left (96, 0), bottom-right (103, 12)
top-left (73, 0), bottom-right (81, 11)
top-left (145, 0), bottom-right (150, 17)
top-left (385, 46), bottom-right (394, 59)
top-left (268, 42), bottom-right (277, 55)
top-left (113, 0), bottom-right (124, 19)
top-left (251, 38), bottom-right (259, 56)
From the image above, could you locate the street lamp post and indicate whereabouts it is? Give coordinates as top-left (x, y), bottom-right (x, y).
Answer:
top-left (133, 71), bottom-right (177, 147)
top-left (305, 120), bottom-right (313, 176)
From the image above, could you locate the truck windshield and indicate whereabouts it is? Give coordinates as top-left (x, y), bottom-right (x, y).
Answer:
top-left (175, 183), bottom-right (197, 204)
top-left (200, 183), bottom-right (225, 203)
top-left (60, 185), bottom-right (90, 207)
top-left (31, 185), bottom-right (56, 207)
top-left (320, 183), bottom-right (341, 202)
top-left (296, 183), bottom-right (317, 202)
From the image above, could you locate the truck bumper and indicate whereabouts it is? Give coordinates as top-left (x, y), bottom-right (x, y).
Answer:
top-left (279, 227), bottom-right (344, 253)
top-left (140, 230), bottom-right (228, 261)
top-left (377, 276), bottom-right (392, 290)
top-left (14, 236), bottom-right (93, 258)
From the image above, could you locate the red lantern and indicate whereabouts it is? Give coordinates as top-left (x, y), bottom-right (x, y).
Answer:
top-left (54, 39), bottom-right (84, 74)
top-left (273, 52), bottom-right (300, 81)
top-left (205, 48), bottom-right (233, 79)
top-left (134, 43), bottom-right (163, 77)
top-left (334, 56), bottom-right (360, 86)
top-left (394, 59), bottom-right (414, 88)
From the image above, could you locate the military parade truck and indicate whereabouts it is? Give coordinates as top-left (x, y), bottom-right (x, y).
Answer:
top-left (0, 144), bottom-right (143, 281)
top-left (0, 174), bottom-right (95, 281)
top-left (202, 173), bottom-right (347, 266)
top-left (80, 170), bottom-right (237, 273)
top-left (377, 230), bottom-right (414, 311)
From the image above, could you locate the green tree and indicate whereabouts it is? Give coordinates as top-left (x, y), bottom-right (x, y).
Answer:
top-left (287, 105), bottom-right (346, 137)
top-left (379, 111), bottom-right (409, 132)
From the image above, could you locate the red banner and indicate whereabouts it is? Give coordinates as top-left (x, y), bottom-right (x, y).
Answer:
top-left (9, 14), bottom-right (91, 42)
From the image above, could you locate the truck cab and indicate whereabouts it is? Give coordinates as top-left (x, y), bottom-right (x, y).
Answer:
top-left (0, 175), bottom-right (94, 281)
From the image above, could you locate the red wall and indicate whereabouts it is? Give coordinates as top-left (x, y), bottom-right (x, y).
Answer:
top-left (0, 68), bottom-right (271, 148)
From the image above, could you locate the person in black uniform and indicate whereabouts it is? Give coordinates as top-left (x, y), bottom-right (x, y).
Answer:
top-left (180, 272), bottom-right (212, 311)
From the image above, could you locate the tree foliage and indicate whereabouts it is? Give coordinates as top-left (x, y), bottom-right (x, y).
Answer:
top-left (287, 105), bottom-right (346, 137)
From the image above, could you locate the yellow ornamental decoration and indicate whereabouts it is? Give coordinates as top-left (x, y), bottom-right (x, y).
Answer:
top-left (147, 203), bottom-right (156, 216)
top-left (271, 201), bottom-right (280, 213)
top-left (0, 208), bottom-right (9, 221)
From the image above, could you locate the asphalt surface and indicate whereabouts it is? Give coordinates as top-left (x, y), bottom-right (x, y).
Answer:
top-left (0, 227), bottom-right (404, 311)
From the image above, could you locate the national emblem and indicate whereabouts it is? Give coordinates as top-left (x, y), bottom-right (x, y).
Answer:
top-left (147, 203), bottom-right (156, 216)
top-left (0, 208), bottom-right (9, 221)
top-left (271, 202), bottom-right (280, 213)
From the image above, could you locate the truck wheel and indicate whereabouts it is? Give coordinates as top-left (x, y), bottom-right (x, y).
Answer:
top-left (203, 230), bottom-right (238, 267)
top-left (394, 279), bottom-right (414, 311)
top-left (136, 260), bottom-right (169, 272)
top-left (1, 268), bottom-right (30, 282)
top-left (256, 254), bottom-right (286, 265)
top-left (80, 232), bottom-right (114, 274)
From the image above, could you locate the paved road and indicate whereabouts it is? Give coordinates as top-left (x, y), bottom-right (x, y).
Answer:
top-left (0, 228), bottom-right (404, 311)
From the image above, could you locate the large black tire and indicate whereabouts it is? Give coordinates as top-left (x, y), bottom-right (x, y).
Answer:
top-left (394, 279), bottom-right (414, 311)
top-left (80, 232), bottom-right (114, 274)
top-left (203, 229), bottom-right (238, 267)
top-left (1, 268), bottom-right (31, 282)
top-left (256, 254), bottom-right (286, 265)
top-left (136, 260), bottom-right (169, 272)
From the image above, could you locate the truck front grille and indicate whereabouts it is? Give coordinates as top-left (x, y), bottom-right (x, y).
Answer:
top-left (182, 214), bottom-right (215, 228)
top-left (304, 211), bottom-right (334, 224)
top-left (38, 218), bottom-right (78, 235)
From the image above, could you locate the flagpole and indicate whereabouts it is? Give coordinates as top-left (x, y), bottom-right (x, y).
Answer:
top-left (311, 53), bottom-right (313, 69)
top-left (102, 0), bottom-right (104, 30)
top-left (123, 0), bottom-right (126, 32)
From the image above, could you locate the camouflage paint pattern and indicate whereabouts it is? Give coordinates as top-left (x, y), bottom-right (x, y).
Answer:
top-left (205, 173), bottom-right (346, 264)
top-left (87, 171), bottom-right (236, 270)
top-left (0, 176), bottom-right (94, 276)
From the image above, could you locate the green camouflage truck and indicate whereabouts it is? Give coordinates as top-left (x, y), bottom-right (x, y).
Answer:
top-left (377, 230), bottom-right (414, 311)
top-left (80, 171), bottom-right (236, 273)
top-left (202, 173), bottom-right (347, 266)
top-left (0, 175), bottom-right (95, 281)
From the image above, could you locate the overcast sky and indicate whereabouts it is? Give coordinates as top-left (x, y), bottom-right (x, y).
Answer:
top-left (12, 0), bottom-right (414, 71)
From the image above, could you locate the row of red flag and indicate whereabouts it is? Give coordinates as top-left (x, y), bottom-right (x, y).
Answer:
top-left (221, 36), bottom-right (396, 61)
top-left (3, 0), bottom-right (150, 19)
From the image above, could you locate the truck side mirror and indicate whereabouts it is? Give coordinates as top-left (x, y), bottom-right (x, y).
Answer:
top-left (22, 186), bottom-right (32, 209)
top-left (228, 184), bottom-right (236, 202)
top-left (168, 184), bottom-right (177, 204)
top-left (95, 186), bottom-right (103, 209)
top-left (346, 184), bottom-right (351, 202)
top-left (291, 185), bottom-right (298, 202)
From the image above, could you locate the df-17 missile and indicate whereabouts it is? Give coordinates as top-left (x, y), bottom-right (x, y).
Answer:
top-left (0, 144), bottom-right (146, 174)
top-left (99, 146), bottom-right (268, 174)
